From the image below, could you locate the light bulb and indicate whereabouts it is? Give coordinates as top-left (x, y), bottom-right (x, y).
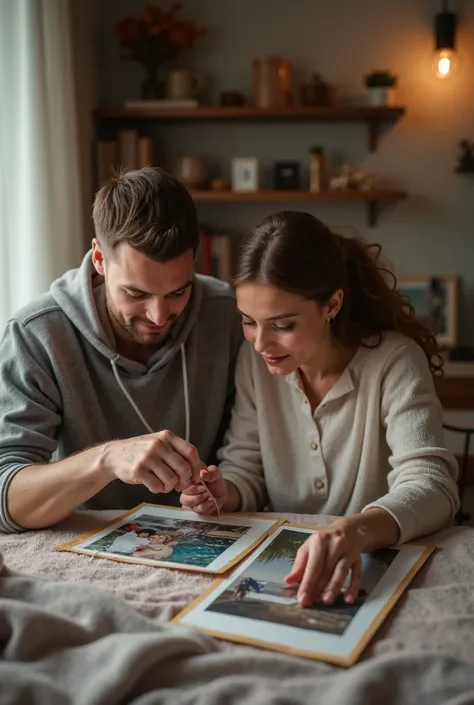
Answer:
top-left (434, 48), bottom-right (456, 78)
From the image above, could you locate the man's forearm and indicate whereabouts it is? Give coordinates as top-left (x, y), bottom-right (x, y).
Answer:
top-left (6, 445), bottom-right (112, 530)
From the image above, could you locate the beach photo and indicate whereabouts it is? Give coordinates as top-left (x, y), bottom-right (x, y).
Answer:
top-left (206, 528), bottom-right (397, 635)
top-left (84, 514), bottom-right (250, 568)
top-left (55, 503), bottom-right (284, 574)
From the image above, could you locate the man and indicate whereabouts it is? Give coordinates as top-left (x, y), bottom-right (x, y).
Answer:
top-left (107, 528), bottom-right (152, 556)
top-left (0, 167), bottom-right (242, 532)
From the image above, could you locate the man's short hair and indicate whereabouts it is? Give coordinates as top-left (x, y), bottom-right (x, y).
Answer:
top-left (92, 167), bottom-right (199, 261)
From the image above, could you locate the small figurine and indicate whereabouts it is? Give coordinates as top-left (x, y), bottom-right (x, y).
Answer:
top-left (456, 139), bottom-right (474, 173)
top-left (329, 163), bottom-right (376, 192)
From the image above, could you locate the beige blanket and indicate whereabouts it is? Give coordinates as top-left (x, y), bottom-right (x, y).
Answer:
top-left (1, 511), bottom-right (474, 704)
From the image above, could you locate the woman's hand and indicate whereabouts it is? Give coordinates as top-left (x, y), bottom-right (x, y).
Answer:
top-left (179, 466), bottom-right (228, 516)
top-left (285, 519), bottom-right (367, 608)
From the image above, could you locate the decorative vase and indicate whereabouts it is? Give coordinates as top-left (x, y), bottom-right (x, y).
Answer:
top-left (174, 156), bottom-right (208, 189)
top-left (141, 66), bottom-right (165, 100)
top-left (368, 86), bottom-right (394, 107)
top-left (253, 56), bottom-right (293, 108)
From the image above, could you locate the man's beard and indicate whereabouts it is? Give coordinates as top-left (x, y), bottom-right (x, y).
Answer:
top-left (106, 298), bottom-right (176, 347)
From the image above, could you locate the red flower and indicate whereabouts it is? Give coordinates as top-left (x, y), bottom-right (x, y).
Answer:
top-left (148, 21), bottom-right (167, 36)
top-left (116, 3), bottom-right (206, 58)
top-left (116, 17), bottom-right (139, 45)
top-left (143, 5), bottom-right (164, 25)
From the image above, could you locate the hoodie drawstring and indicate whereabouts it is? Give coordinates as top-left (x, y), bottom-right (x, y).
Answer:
top-left (180, 343), bottom-right (191, 444)
top-left (110, 345), bottom-right (220, 517)
top-left (110, 343), bottom-right (190, 442)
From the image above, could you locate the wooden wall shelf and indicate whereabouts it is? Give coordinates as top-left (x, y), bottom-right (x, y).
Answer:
top-left (95, 105), bottom-right (405, 152)
top-left (191, 189), bottom-right (407, 227)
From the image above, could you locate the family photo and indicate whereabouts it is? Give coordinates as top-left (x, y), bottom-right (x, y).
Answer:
top-left (206, 528), bottom-right (397, 636)
top-left (82, 513), bottom-right (251, 567)
top-left (57, 504), bottom-right (283, 573)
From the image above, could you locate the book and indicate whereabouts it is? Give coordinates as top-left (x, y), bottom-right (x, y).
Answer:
top-left (197, 233), bottom-right (234, 283)
top-left (96, 140), bottom-right (118, 184)
top-left (118, 129), bottom-right (138, 170)
top-left (137, 136), bottom-right (154, 168)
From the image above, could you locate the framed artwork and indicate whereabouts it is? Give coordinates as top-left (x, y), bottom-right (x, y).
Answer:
top-left (231, 157), bottom-right (259, 192)
top-left (55, 503), bottom-right (283, 575)
top-left (173, 524), bottom-right (434, 666)
top-left (397, 275), bottom-right (459, 348)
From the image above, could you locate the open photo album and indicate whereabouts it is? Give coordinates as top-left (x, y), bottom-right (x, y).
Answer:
top-left (55, 503), bottom-right (284, 574)
top-left (173, 523), bottom-right (434, 666)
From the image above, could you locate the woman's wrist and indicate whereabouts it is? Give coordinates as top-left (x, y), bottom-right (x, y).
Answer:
top-left (331, 508), bottom-right (400, 553)
top-left (222, 480), bottom-right (242, 512)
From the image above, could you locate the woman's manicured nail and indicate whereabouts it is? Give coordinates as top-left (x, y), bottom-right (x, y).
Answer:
top-left (322, 590), bottom-right (334, 603)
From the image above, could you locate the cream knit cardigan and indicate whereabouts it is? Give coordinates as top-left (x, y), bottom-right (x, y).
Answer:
top-left (219, 332), bottom-right (459, 543)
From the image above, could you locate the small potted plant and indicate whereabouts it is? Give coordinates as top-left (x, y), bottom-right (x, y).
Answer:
top-left (364, 70), bottom-right (397, 107)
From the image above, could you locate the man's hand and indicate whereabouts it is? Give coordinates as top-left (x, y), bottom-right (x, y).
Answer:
top-left (101, 430), bottom-right (203, 493)
top-left (180, 465), bottom-right (228, 515)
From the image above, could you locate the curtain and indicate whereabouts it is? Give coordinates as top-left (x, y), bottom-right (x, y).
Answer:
top-left (0, 0), bottom-right (85, 331)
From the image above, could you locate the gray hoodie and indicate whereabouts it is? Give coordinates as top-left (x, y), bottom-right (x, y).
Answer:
top-left (0, 252), bottom-right (242, 532)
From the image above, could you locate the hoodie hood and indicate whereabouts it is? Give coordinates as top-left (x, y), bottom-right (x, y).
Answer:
top-left (50, 250), bottom-right (203, 375)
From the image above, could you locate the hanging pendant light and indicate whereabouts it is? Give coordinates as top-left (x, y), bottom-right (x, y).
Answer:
top-left (434, 1), bottom-right (457, 78)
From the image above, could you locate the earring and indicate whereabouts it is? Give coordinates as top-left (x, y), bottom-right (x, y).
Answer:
top-left (328, 317), bottom-right (336, 327)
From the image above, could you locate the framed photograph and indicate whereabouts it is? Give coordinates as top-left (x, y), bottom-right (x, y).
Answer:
top-left (232, 157), bottom-right (259, 192)
top-left (397, 275), bottom-right (459, 348)
top-left (55, 503), bottom-right (283, 575)
top-left (173, 524), bottom-right (434, 666)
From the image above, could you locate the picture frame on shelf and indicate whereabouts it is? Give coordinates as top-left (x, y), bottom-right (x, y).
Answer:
top-left (274, 161), bottom-right (300, 190)
top-left (397, 275), bottom-right (459, 348)
top-left (232, 157), bottom-right (259, 192)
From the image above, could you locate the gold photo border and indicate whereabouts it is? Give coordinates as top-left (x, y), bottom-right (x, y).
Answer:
top-left (172, 521), bottom-right (436, 667)
top-left (397, 274), bottom-right (459, 348)
top-left (54, 502), bottom-right (285, 575)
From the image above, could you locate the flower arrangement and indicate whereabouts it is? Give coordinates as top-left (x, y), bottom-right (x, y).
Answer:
top-left (116, 2), bottom-right (206, 98)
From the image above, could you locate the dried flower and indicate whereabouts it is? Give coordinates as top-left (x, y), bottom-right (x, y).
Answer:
top-left (115, 2), bottom-right (206, 67)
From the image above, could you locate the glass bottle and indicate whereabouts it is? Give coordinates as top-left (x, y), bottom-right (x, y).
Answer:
top-left (309, 147), bottom-right (326, 192)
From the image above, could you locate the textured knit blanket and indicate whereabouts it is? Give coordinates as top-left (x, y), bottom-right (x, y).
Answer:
top-left (1, 511), bottom-right (474, 704)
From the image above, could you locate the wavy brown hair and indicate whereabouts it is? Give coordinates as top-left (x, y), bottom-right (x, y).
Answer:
top-left (235, 211), bottom-right (443, 375)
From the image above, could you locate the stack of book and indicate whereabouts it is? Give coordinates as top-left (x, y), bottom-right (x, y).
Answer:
top-left (96, 131), bottom-right (154, 184)
top-left (196, 232), bottom-right (234, 283)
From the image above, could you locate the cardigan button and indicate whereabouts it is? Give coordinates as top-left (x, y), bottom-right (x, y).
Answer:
top-left (310, 442), bottom-right (318, 451)
top-left (315, 480), bottom-right (324, 489)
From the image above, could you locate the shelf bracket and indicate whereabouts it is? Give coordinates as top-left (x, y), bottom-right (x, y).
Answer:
top-left (367, 200), bottom-right (377, 227)
top-left (368, 121), bottom-right (379, 152)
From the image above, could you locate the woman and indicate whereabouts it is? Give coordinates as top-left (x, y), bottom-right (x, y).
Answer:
top-left (180, 211), bottom-right (459, 608)
top-left (132, 532), bottom-right (178, 561)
